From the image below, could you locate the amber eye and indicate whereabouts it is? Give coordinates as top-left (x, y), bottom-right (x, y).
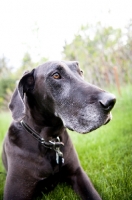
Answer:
top-left (53, 73), bottom-right (61, 79)
top-left (80, 70), bottom-right (83, 74)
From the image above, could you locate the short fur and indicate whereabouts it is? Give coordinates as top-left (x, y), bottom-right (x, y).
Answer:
top-left (2, 61), bottom-right (116, 200)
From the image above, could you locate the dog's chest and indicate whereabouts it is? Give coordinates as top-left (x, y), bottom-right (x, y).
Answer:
top-left (30, 150), bottom-right (60, 179)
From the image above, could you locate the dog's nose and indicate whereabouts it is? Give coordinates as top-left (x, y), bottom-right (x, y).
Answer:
top-left (99, 93), bottom-right (116, 112)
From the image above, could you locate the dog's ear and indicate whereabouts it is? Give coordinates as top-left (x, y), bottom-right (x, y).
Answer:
top-left (9, 69), bottom-right (35, 121)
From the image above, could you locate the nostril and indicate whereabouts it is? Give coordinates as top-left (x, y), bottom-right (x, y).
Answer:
top-left (99, 97), bottom-right (116, 111)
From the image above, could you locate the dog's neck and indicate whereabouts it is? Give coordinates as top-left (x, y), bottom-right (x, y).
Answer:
top-left (23, 95), bottom-right (65, 140)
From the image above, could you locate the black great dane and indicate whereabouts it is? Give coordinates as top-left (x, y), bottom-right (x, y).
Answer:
top-left (2, 61), bottom-right (116, 200)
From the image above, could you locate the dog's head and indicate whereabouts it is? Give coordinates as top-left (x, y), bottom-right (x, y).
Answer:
top-left (9, 61), bottom-right (116, 134)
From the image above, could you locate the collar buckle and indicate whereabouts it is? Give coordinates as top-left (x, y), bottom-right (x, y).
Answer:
top-left (20, 120), bottom-right (65, 165)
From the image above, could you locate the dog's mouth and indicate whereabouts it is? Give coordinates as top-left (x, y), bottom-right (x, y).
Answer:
top-left (58, 110), bottom-right (113, 134)
top-left (103, 112), bottom-right (112, 125)
top-left (65, 114), bottom-right (112, 133)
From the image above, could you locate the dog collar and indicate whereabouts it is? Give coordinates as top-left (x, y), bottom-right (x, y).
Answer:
top-left (20, 120), bottom-right (64, 165)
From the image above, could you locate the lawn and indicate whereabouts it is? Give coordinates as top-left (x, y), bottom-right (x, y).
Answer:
top-left (0, 85), bottom-right (132, 200)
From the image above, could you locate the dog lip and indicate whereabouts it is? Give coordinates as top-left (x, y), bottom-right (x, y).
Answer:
top-left (104, 113), bottom-right (112, 125)
top-left (104, 118), bottom-right (110, 125)
top-left (67, 126), bottom-right (74, 131)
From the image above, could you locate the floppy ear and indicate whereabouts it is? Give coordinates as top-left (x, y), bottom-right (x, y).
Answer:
top-left (9, 69), bottom-right (35, 121)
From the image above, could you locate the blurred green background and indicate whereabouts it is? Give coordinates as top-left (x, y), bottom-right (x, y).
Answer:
top-left (0, 21), bottom-right (132, 110)
top-left (0, 1), bottom-right (132, 199)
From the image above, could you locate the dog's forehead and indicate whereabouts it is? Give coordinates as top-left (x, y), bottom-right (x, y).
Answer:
top-left (63, 61), bottom-right (81, 73)
top-left (37, 61), bottom-right (80, 75)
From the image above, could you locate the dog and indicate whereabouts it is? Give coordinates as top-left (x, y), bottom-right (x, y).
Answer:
top-left (2, 61), bottom-right (116, 200)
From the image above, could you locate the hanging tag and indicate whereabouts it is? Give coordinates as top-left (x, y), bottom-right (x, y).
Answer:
top-left (55, 142), bottom-right (64, 165)
top-left (62, 157), bottom-right (64, 163)
top-left (56, 151), bottom-right (64, 164)
top-left (60, 156), bottom-right (64, 164)
top-left (56, 152), bottom-right (59, 164)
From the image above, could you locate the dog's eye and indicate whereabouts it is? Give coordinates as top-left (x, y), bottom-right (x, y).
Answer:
top-left (53, 73), bottom-right (61, 79)
top-left (80, 70), bottom-right (84, 78)
top-left (80, 70), bottom-right (83, 74)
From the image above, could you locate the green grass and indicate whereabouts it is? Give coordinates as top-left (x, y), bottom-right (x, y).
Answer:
top-left (0, 112), bottom-right (12, 200)
top-left (0, 85), bottom-right (132, 200)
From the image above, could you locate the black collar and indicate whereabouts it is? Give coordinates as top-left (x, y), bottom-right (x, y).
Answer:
top-left (20, 120), bottom-right (64, 165)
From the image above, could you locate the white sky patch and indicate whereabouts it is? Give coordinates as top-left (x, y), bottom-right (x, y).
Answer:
top-left (0, 0), bottom-right (132, 69)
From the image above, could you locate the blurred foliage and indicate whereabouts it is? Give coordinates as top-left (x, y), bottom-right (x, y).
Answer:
top-left (0, 54), bottom-right (47, 110)
top-left (63, 20), bottom-right (132, 89)
top-left (0, 20), bottom-right (132, 110)
top-left (0, 57), bottom-right (16, 110)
